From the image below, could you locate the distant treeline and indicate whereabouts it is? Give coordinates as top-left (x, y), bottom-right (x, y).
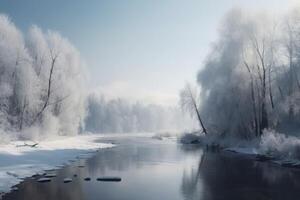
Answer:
top-left (85, 94), bottom-right (192, 133)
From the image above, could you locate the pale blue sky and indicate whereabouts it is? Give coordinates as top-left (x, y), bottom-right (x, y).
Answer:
top-left (0, 0), bottom-right (295, 105)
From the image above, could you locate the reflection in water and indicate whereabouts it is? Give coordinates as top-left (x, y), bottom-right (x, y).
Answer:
top-left (180, 149), bottom-right (300, 200)
top-left (4, 137), bottom-right (300, 200)
top-left (180, 144), bottom-right (204, 200)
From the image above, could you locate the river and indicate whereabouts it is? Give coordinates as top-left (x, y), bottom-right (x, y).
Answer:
top-left (3, 135), bottom-right (300, 200)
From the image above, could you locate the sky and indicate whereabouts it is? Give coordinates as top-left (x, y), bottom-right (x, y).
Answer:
top-left (0, 0), bottom-right (297, 105)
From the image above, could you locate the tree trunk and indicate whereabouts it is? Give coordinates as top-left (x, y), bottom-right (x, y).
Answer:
top-left (189, 87), bottom-right (207, 135)
top-left (31, 55), bottom-right (57, 125)
top-left (244, 61), bottom-right (259, 137)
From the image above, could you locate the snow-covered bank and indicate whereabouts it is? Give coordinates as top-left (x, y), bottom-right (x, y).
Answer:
top-left (179, 130), bottom-right (300, 167)
top-left (151, 132), bottom-right (178, 141)
top-left (225, 130), bottom-right (300, 160)
top-left (0, 135), bottom-right (114, 194)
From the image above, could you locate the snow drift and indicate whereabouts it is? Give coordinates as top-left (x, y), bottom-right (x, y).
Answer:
top-left (180, 129), bottom-right (300, 162)
top-left (259, 130), bottom-right (300, 160)
top-left (0, 134), bottom-right (113, 194)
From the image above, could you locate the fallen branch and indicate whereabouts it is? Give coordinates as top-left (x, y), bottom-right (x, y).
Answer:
top-left (16, 142), bottom-right (39, 148)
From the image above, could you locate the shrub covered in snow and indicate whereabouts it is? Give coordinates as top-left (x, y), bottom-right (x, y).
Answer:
top-left (259, 129), bottom-right (300, 160)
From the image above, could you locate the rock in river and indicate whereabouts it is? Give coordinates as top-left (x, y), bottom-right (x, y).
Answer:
top-left (37, 178), bottom-right (51, 183)
top-left (63, 178), bottom-right (72, 183)
top-left (97, 177), bottom-right (122, 182)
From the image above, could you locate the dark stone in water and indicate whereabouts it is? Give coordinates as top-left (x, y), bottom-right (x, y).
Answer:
top-left (63, 178), bottom-right (72, 183)
top-left (78, 165), bottom-right (85, 168)
top-left (73, 174), bottom-right (78, 177)
top-left (97, 177), bottom-right (122, 182)
top-left (37, 178), bottom-right (51, 183)
top-left (84, 177), bottom-right (91, 181)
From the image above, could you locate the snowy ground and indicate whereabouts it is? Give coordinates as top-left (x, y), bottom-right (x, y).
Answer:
top-left (0, 134), bottom-right (114, 194)
top-left (179, 131), bottom-right (300, 168)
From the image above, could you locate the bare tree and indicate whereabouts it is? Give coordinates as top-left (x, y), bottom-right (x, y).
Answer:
top-left (180, 83), bottom-right (207, 135)
top-left (31, 51), bottom-right (58, 125)
top-left (243, 59), bottom-right (259, 136)
top-left (242, 20), bottom-right (277, 136)
top-left (252, 37), bottom-right (269, 134)
top-left (282, 18), bottom-right (300, 119)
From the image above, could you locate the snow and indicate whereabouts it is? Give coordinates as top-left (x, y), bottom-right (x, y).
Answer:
top-left (179, 130), bottom-right (300, 166)
top-left (0, 134), bottom-right (114, 193)
top-left (181, 130), bottom-right (300, 166)
top-left (152, 132), bottom-right (178, 141)
top-left (259, 129), bottom-right (300, 159)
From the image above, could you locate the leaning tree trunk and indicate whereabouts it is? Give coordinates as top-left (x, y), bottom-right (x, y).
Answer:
top-left (189, 88), bottom-right (207, 135)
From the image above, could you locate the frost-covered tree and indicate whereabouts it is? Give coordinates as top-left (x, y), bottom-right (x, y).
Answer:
top-left (0, 15), bottom-right (38, 133)
top-left (196, 7), bottom-right (300, 139)
top-left (197, 9), bottom-right (251, 138)
top-left (179, 83), bottom-right (207, 134)
top-left (29, 30), bottom-right (86, 136)
top-left (0, 14), bottom-right (86, 140)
